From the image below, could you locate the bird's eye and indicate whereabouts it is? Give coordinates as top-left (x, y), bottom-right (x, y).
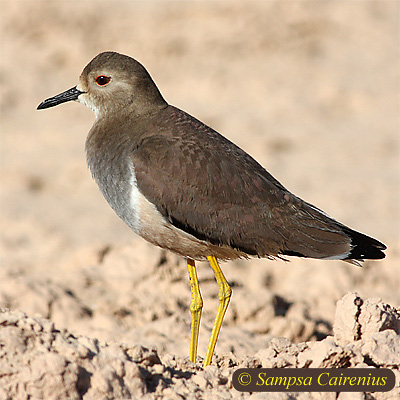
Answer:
top-left (95, 75), bottom-right (111, 86)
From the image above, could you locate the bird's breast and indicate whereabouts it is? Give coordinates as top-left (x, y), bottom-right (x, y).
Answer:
top-left (87, 149), bottom-right (244, 260)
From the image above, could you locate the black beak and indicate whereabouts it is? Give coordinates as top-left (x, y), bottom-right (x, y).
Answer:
top-left (37, 86), bottom-right (84, 110)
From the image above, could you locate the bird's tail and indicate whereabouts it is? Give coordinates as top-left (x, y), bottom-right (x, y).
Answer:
top-left (340, 225), bottom-right (386, 261)
top-left (280, 200), bottom-right (386, 264)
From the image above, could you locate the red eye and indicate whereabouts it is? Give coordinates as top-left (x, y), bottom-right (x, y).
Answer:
top-left (95, 75), bottom-right (111, 86)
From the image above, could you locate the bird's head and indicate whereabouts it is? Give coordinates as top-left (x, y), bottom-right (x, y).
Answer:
top-left (37, 51), bottom-right (167, 119)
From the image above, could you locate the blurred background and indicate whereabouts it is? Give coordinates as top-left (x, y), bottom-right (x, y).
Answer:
top-left (1, 1), bottom-right (399, 357)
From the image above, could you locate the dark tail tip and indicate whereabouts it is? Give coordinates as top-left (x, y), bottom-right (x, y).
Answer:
top-left (344, 227), bottom-right (386, 261)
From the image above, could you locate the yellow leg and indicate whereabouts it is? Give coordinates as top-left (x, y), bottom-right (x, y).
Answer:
top-left (187, 258), bottom-right (203, 363)
top-left (203, 255), bottom-right (232, 367)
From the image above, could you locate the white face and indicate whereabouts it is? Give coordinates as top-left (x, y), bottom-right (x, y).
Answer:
top-left (76, 82), bottom-right (102, 118)
top-left (76, 72), bottom-right (110, 118)
top-left (76, 69), bottom-right (134, 119)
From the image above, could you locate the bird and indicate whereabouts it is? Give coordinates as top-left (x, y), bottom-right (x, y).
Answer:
top-left (37, 51), bottom-right (386, 367)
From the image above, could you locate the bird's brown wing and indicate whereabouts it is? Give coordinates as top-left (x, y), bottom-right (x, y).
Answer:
top-left (131, 107), bottom-right (367, 260)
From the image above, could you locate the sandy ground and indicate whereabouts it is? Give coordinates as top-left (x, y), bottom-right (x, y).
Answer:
top-left (1, 1), bottom-right (399, 399)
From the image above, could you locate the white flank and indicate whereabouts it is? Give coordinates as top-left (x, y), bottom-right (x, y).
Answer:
top-left (128, 164), bottom-right (142, 235)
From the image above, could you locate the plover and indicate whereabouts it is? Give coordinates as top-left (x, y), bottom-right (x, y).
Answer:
top-left (37, 51), bottom-right (386, 367)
